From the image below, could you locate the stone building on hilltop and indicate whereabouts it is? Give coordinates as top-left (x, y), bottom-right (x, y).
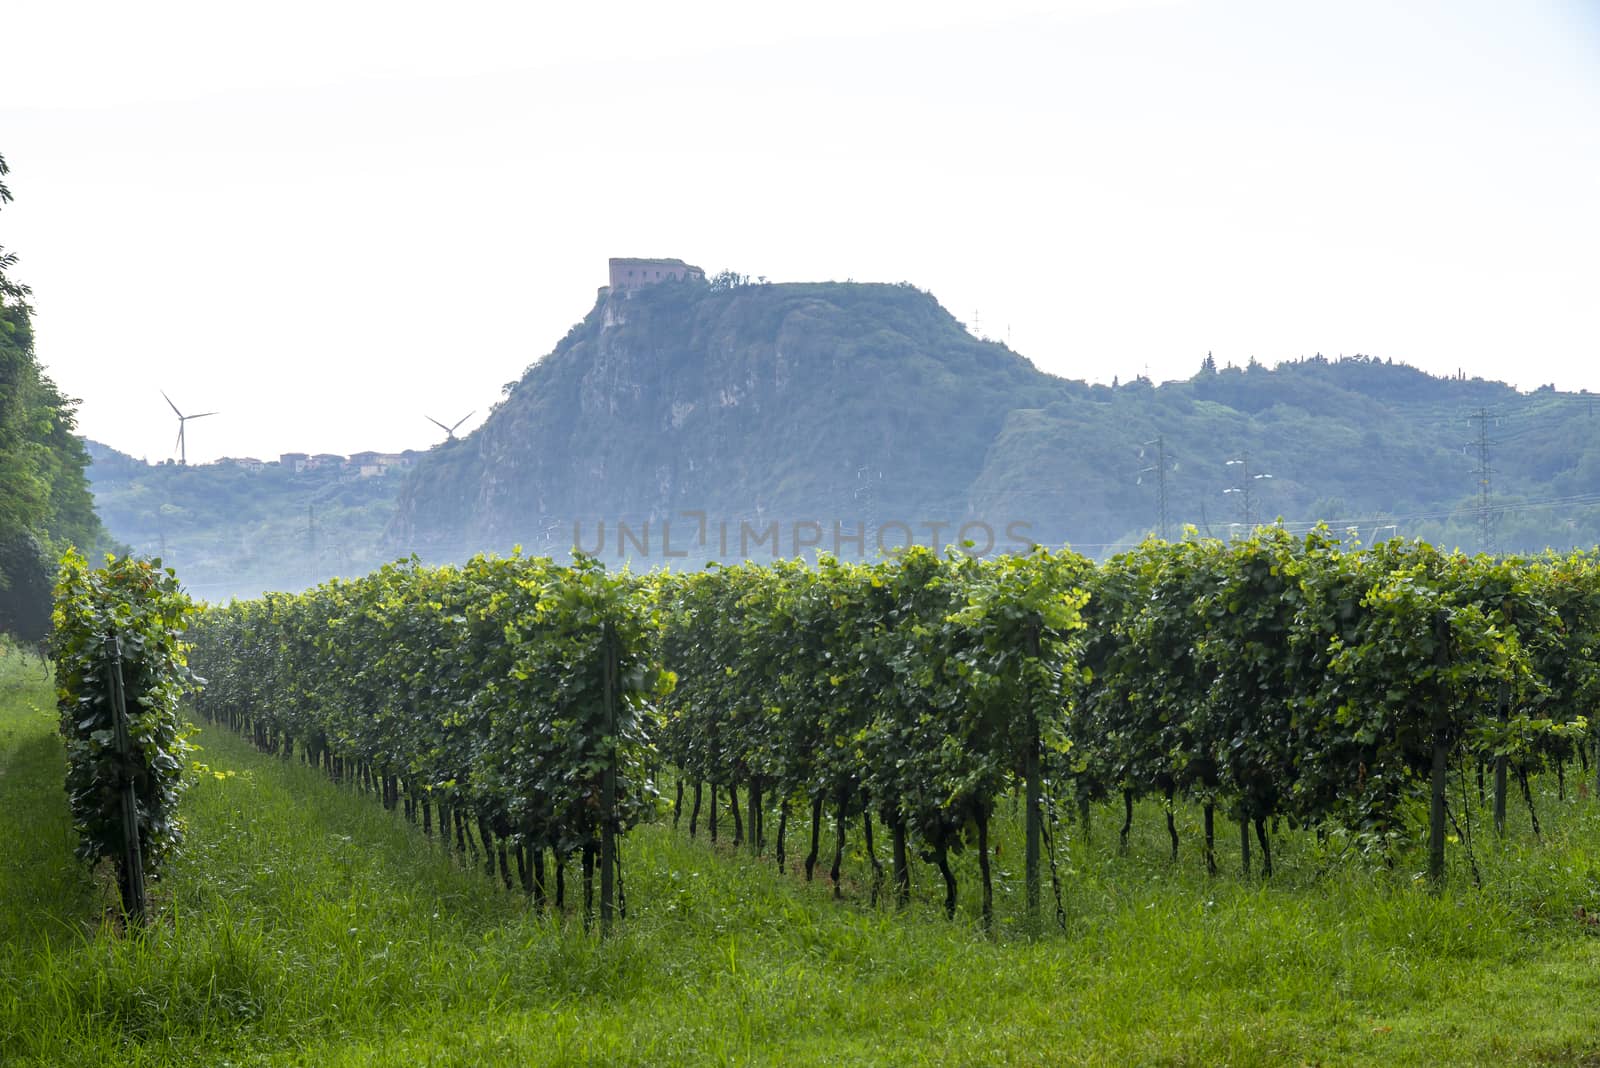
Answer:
top-left (607, 257), bottom-right (705, 290)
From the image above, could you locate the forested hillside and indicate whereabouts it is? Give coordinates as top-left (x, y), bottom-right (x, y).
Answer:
top-left (85, 442), bottom-right (403, 602)
top-left (0, 152), bottom-right (103, 641)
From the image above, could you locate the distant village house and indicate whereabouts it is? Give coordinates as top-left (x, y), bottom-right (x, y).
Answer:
top-left (349, 450), bottom-right (418, 478)
top-left (275, 449), bottom-right (415, 476)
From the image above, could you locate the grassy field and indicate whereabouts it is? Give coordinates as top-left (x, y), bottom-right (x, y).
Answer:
top-left (5, 647), bottom-right (1600, 1066)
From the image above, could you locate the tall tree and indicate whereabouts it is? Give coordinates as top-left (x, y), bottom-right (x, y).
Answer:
top-left (0, 151), bottom-right (103, 643)
top-left (0, 151), bottom-right (30, 304)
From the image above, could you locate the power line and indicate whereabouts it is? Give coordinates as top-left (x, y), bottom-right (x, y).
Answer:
top-left (1268, 490), bottom-right (1600, 539)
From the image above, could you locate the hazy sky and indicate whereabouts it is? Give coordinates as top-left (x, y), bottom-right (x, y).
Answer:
top-left (4, 0), bottom-right (1597, 464)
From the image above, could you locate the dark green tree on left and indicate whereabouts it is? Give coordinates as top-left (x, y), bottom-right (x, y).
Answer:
top-left (0, 151), bottom-right (103, 644)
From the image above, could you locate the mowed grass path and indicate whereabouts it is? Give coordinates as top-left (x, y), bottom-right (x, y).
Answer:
top-left (5, 648), bottom-right (1600, 1066)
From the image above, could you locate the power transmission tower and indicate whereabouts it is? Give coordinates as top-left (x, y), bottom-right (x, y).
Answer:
top-left (1223, 453), bottom-right (1272, 537)
top-left (854, 464), bottom-right (882, 558)
top-left (1468, 407), bottom-right (1496, 553)
top-left (1139, 436), bottom-right (1173, 540)
top-left (306, 503), bottom-right (319, 582)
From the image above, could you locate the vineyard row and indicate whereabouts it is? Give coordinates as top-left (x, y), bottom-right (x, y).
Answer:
top-left (178, 530), bottom-right (1600, 929)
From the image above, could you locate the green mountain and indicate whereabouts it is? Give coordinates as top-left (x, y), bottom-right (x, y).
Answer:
top-left (85, 443), bottom-right (405, 602)
top-left (393, 276), bottom-right (1600, 563)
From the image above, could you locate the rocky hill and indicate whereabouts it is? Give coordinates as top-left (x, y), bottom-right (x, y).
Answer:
top-left (395, 278), bottom-right (1066, 559)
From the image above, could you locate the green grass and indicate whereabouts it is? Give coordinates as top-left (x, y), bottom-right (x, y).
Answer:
top-left (5, 647), bottom-right (1600, 1066)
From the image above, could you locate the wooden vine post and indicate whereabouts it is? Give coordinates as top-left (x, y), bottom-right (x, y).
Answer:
top-left (106, 634), bottom-right (148, 925)
top-left (599, 621), bottom-right (619, 938)
top-left (1023, 623), bottom-right (1043, 929)
top-left (748, 777), bottom-right (762, 858)
top-left (1427, 609), bottom-right (1450, 887)
top-left (1493, 680), bottom-right (1509, 837)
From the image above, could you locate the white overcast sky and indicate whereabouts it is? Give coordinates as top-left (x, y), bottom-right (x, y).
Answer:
top-left (3, 0), bottom-right (1597, 463)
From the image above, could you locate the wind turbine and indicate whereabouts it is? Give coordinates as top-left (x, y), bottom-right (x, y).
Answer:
top-left (425, 411), bottom-right (474, 442)
top-left (162, 390), bottom-right (217, 465)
